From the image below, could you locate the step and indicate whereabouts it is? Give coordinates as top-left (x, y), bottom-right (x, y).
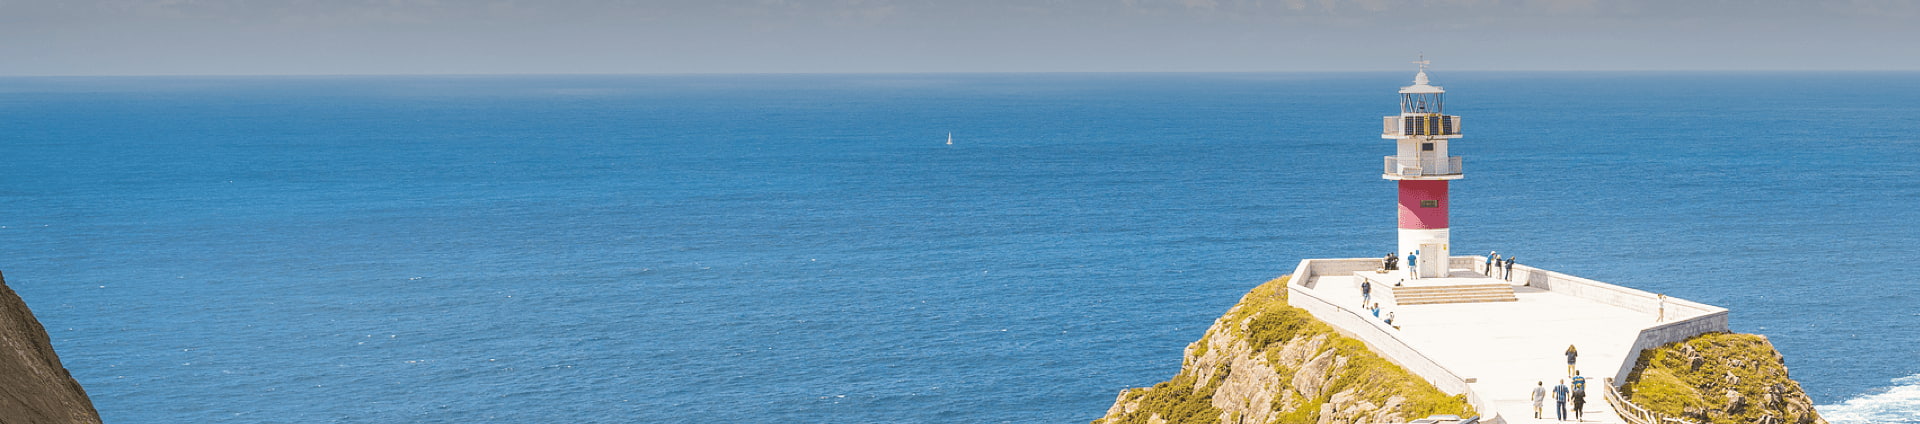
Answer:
top-left (1397, 295), bottom-right (1519, 305)
top-left (1391, 284), bottom-right (1519, 305)
top-left (1392, 283), bottom-right (1514, 293)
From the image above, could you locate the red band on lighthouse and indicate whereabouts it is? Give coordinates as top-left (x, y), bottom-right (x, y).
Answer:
top-left (1397, 180), bottom-right (1449, 229)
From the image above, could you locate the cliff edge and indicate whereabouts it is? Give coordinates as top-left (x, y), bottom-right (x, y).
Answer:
top-left (0, 271), bottom-right (103, 424)
top-left (1093, 276), bottom-right (1473, 424)
top-left (1620, 332), bottom-right (1826, 424)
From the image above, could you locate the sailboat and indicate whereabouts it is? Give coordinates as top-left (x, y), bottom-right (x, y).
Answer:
top-left (947, 132), bottom-right (952, 145)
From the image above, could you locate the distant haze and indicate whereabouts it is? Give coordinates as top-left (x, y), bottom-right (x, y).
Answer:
top-left (5, 0), bottom-right (1918, 75)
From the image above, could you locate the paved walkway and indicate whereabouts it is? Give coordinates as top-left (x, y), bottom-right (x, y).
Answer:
top-left (1310, 267), bottom-right (1660, 424)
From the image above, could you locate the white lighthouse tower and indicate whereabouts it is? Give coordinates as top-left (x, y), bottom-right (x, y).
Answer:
top-left (1383, 59), bottom-right (1463, 279)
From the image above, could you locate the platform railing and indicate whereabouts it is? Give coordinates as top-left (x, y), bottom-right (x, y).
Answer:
top-left (1383, 156), bottom-right (1464, 177)
top-left (1603, 378), bottom-right (1701, 424)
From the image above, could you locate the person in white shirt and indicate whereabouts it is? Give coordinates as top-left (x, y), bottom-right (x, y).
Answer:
top-left (1531, 381), bottom-right (1547, 419)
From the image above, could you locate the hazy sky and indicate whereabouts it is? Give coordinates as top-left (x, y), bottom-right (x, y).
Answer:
top-left (5, 0), bottom-right (1918, 75)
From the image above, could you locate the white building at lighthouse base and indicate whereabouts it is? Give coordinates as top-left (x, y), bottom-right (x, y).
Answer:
top-left (1397, 228), bottom-right (1450, 278)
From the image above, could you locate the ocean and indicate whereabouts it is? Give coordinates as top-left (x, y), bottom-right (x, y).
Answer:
top-left (0, 72), bottom-right (1913, 423)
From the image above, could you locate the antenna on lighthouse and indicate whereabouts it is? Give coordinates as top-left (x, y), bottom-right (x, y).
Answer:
top-left (1411, 55), bottom-right (1432, 86)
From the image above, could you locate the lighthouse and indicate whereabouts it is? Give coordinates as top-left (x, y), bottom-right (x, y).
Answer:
top-left (1383, 60), bottom-right (1463, 279)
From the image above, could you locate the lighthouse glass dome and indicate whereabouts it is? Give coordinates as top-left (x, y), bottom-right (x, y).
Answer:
top-left (1400, 92), bottom-right (1443, 114)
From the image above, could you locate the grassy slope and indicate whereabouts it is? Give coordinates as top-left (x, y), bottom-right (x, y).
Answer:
top-left (1096, 276), bottom-right (1474, 424)
top-left (1621, 332), bottom-right (1826, 424)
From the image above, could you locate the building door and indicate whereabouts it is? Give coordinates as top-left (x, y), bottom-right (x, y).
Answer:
top-left (1420, 242), bottom-right (1447, 278)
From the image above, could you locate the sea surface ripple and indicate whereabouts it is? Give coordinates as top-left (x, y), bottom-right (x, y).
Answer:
top-left (0, 73), bottom-right (1914, 422)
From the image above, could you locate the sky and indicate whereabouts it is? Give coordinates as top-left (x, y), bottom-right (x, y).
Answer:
top-left (3, 0), bottom-right (1918, 75)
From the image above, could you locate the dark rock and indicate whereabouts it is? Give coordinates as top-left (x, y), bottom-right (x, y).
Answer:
top-left (0, 271), bottom-right (104, 423)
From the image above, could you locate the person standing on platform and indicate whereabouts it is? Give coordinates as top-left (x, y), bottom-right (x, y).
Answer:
top-left (1531, 381), bottom-right (1547, 419)
top-left (1570, 372), bottom-right (1588, 421)
top-left (1489, 255), bottom-right (1505, 282)
top-left (1493, 255), bottom-right (1505, 279)
top-left (1407, 250), bottom-right (1420, 279)
top-left (1486, 251), bottom-right (1499, 275)
top-left (1504, 256), bottom-right (1517, 281)
top-left (1565, 345), bottom-right (1579, 375)
top-left (1552, 379), bottom-right (1570, 421)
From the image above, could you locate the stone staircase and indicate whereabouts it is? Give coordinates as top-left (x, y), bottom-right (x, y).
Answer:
top-left (1391, 283), bottom-right (1518, 305)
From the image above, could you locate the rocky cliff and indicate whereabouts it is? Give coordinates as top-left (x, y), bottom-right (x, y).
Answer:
top-left (1093, 277), bottom-right (1473, 424)
top-left (1620, 332), bottom-right (1826, 424)
top-left (0, 271), bottom-right (103, 424)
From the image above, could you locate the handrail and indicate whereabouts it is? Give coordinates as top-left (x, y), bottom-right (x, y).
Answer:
top-left (1602, 378), bottom-right (1701, 424)
top-left (1383, 156), bottom-right (1464, 177)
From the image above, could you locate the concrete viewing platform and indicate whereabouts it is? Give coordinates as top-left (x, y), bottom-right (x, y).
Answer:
top-left (1285, 257), bottom-right (1729, 424)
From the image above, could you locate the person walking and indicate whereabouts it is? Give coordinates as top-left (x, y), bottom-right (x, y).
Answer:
top-left (1565, 345), bottom-right (1579, 375)
top-left (1531, 381), bottom-right (1547, 419)
top-left (1552, 379), bottom-right (1570, 421)
top-left (1657, 293), bottom-right (1668, 322)
top-left (1360, 279), bottom-right (1373, 308)
top-left (1504, 256), bottom-right (1517, 281)
top-left (1570, 372), bottom-right (1588, 421)
top-left (1486, 251), bottom-right (1499, 275)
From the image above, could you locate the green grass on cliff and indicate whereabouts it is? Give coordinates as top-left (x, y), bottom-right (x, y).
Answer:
top-left (1104, 371), bottom-right (1230, 424)
top-left (1230, 277), bottom-right (1473, 423)
top-left (1097, 276), bottom-right (1474, 424)
top-left (1621, 332), bottom-right (1824, 424)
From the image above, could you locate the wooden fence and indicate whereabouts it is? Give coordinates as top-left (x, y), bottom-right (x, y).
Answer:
top-left (1602, 378), bottom-right (1701, 424)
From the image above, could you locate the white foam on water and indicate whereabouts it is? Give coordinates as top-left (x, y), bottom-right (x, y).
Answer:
top-left (1821, 374), bottom-right (1920, 424)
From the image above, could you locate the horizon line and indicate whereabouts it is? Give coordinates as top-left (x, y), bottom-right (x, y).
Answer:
top-left (6, 69), bottom-right (1920, 78)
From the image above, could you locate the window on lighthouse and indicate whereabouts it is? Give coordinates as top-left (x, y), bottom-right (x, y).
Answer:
top-left (1420, 200), bottom-right (1438, 208)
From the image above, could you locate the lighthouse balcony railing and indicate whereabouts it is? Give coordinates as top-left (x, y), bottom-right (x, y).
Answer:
top-left (1383, 156), bottom-right (1463, 177)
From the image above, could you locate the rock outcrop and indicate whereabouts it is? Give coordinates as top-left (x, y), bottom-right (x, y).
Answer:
top-left (1094, 277), bottom-right (1473, 424)
top-left (1620, 332), bottom-right (1825, 424)
top-left (0, 271), bottom-right (104, 424)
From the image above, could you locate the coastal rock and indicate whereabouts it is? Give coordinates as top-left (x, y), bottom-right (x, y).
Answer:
top-left (1621, 332), bottom-right (1826, 424)
top-left (1291, 350), bottom-right (1337, 400)
top-left (0, 271), bottom-right (104, 423)
top-left (1093, 277), bottom-right (1472, 424)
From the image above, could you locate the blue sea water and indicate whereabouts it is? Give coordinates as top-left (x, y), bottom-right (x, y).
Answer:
top-left (0, 72), bottom-right (1914, 423)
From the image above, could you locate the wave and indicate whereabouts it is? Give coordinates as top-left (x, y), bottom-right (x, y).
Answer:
top-left (1820, 374), bottom-right (1920, 424)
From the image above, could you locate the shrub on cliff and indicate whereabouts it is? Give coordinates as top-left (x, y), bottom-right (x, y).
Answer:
top-left (1621, 332), bottom-right (1827, 424)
